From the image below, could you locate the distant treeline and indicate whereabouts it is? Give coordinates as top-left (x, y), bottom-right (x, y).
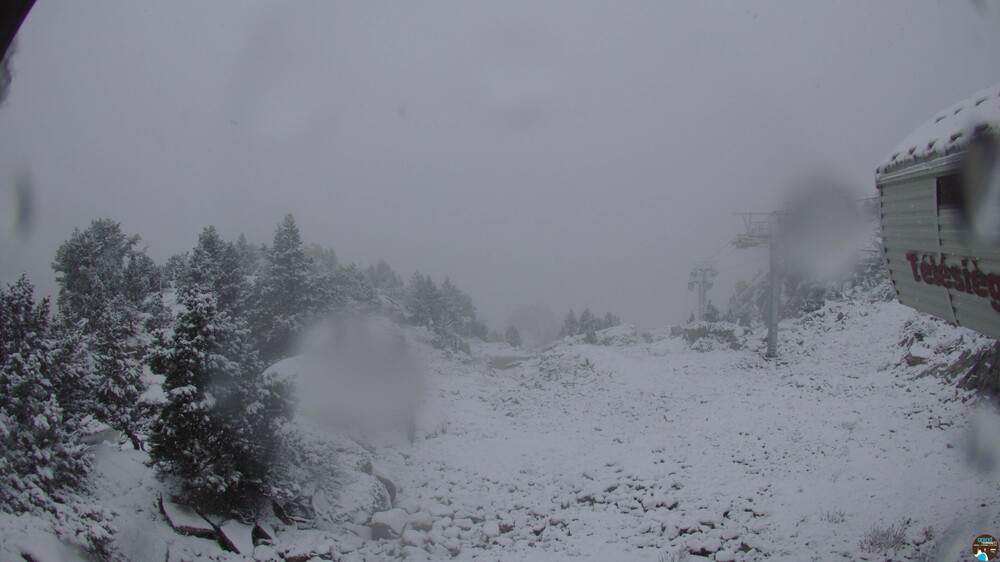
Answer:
top-left (560, 308), bottom-right (621, 343)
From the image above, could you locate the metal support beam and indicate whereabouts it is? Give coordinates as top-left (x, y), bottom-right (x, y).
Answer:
top-left (688, 262), bottom-right (717, 320)
top-left (766, 229), bottom-right (779, 358)
top-left (731, 211), bottom-right (783, 358)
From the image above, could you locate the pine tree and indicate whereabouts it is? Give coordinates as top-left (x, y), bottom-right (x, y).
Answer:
top-left (148, 286), bottom-right (291, 513)
top-left (560, 310), bottom-right (576, 337)
top-left (505, 326), bottom-right (522, 348)
top-left (91, 296), bottom-right (146, 449)
top-left (366, 259), bottom-right (403, 290)
top-left (439, 276), bottom-right (476, 335)
top-left (703, 300), bottom-right (720, 322)
top-left (41, 316), bottom-right (98, 431)
top-left (335, 263), bottom-right (376, 305)
top-left (124, 251), bottom-right (162, 304)
top-left (305, 243), bottom-right (338, 277)
top-left (246, 215), bottom-right (318, 363)
top-left (52, 220), bottom-right (170, 444)
top-left (183, 226), bottom-right (246, 316)
top-left (602, 311), bottom-right (620, 330)
top-left (578, 308), bottom-right (595, 335)
top-left (0, 276), bottom-right (90, 513)
top-left (234, 234), bottom-right (261, 277)
top-left (52, 218), bottom-right (160, 325)
top-left (468, 319), bottom-right (489, 341)
top-left (163, 253), bottom-right (189, 289)
top-left (405, 271), bottom-right (439, 328)
top-left (314, 262), bottom-right (377, 313)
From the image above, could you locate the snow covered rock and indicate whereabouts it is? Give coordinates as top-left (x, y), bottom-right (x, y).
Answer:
top-left (401, 529), bottom-right (426, 547)
top-left (158, 495), bottom-right (216, 539)
top-left (253, 544), bottom-right (280, 561)
top-left (715, 549), bottom-right (737, 561)
top-left (427, 502), bottom-right (453, 518)
top-left (253, 520), bottom-right (276, 545)
top-left (326, 472), bottom-right (392, 526)
top-left (219, 520), bottom-right (255, 555)
top-left (402, 545), bottom-right (431, 561)
top-left (906, 342), bottom-right (933, 366)
top-left (335, 533), bottom-right (366, 554)
top-left (483, 521), bottom-right (500, 539)
top-left (273, 497), bottom-right (315, 526)
top-left (370, 462), bottom-right (398, 505)
top-left (370, 508), bottom-right (409, 540)
top-left (408, 510), bottom-right (434, 531)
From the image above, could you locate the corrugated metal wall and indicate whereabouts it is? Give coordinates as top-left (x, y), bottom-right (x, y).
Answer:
top-left (938, 206), bottom-right (1000, 339)
top-left (878, 158), bottom-right (1000, 340)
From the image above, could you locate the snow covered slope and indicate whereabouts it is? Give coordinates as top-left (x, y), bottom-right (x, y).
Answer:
top-left (355, 288), bottom-right (999, 561)
top-left (4, 281), bottom-right (997, 561)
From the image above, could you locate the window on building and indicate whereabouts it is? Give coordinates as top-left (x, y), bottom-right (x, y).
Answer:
top-left (936, 174), bottom-right (962, 210)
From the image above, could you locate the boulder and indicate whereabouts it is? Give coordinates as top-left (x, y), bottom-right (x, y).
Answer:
top-left (219, 520), bottom-right (255, 555)
top-left (253, 521), bottom-right (276, 545)
top-left (158, 495), bottom-right (216, 539)
top-left (336, 533), bottom-right (366, 554)
top-left (402, 546), bottom-right (430, 561)
top-left (371, 462), bottom-right (398, 505)
top-left (398, 497), bottom-right (421, 514)
top-left (274, 497), bottom-right (315, 526)
top-left (627, 535), bottom-right (655, 548)
top-left (324, 473), bottom-right (391, 527)
top-left (408, 511), bottom-right (434, 531)
top-left (428, 502), bottom-right (453, 518)
top-left (271, 501), bottom-right (294, 525)
top-left (253, 544), bottom-right (280, 561)
top-left (907, 343), bottom-right (933, 366)
top-left (483, 521), bottom-right (500, 539)
top-left (371, 508), bottom-right (409, 540)
top-left (401, 529), bottom-right (426, 547)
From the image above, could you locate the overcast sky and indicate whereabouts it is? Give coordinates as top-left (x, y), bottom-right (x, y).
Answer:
top-left (1, 1), bottom-right (998, 330)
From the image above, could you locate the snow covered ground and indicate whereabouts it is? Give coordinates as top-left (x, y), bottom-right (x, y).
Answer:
top-left (357, 290), bottom-right (999, 561)
top-left (4, 284), bottom-right (998, 562)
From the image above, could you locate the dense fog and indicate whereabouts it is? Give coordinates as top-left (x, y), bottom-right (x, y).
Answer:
top-left (2, 2), bottom-right (998, 328)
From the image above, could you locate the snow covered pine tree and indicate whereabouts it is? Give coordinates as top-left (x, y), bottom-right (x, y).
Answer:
top-left (148, 286), bottom-right (293, 513)
top-left (91, 296), bottom-right (147, 450)
top-left (0, 276), bottom-right (113, 552)
top-left (246, 214), bottom-right (319, 363)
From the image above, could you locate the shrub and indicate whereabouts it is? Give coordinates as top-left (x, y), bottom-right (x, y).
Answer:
top-left (858, 521), bottom-right (906, 553)
top-left (658, 549), bottom-right (689, 562)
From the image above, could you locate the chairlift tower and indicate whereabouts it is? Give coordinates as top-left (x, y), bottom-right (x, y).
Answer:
top-left (732, 212), bottom-right (787, 358)
top-left (688, 262), bottom-right (718, 321)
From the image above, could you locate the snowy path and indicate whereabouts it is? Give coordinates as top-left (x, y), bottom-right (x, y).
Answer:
top-left (367, 299), bottom-right (999, 561)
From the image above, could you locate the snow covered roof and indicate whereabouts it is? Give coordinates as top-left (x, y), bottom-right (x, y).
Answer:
top-left (877, 80), bottom-right (1000, 175)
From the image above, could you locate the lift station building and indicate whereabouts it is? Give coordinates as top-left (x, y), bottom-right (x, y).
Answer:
top-left (876, 81), bottom-right (1000, 339)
